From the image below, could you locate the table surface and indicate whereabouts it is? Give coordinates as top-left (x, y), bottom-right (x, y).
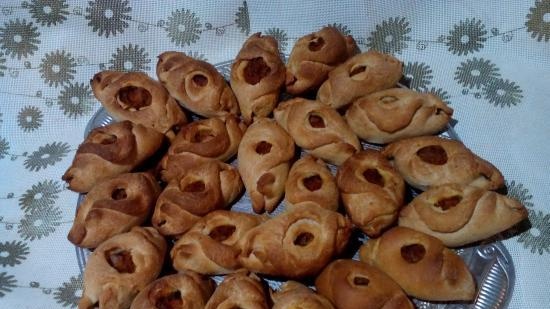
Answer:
top-left (0, 1), bottom-right (549, 308)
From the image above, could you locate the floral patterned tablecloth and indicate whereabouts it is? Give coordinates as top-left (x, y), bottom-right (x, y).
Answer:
top-left (0, 1), bottom-right (549, 308)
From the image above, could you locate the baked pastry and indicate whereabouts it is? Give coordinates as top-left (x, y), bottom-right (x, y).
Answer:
top-left (171, 210), bottom-right (265, 275)
top-left (337, 150), bottom-right (405, 237)
top-left (169, 115), bottom-right (246, 162)
top-left (345, 88), bottom-right (454, 144)
top-left (62, 121), bottom-right (164, 193)
top-left (399, 184), bottom-right (528, 247)
top-left (157, 51), bottom-right (239, 118)
top-left (285, 26), bottom-right (358, 95)
top-left (205, 271), bottom-right (269, 309)
top-left (237, 117), bottom-right (295, 213)
top-left (274, 98), bottom-right (360, 165)
top-left (315, 259), bottom-right (413, 309)
top-left (91, 71), bottom-right (187, 138)
top-left (78, 227), bottom-right (167, 309)
top-left (317, 51), bottom-right (403, 109)
top-left (238, 204), bottom-right (352, 278)
top-left (230, 33), bottom-right (286, 124)
top-left (382, 136), bottom-right (505, 191)
top-left (272, 281), bottom-right (335, 309)
top-left (68, 172), bottom-right (161, 249)
top-left (284, 155), bottom-right (339, 211)
top-left (130, 272), bottom-right (215, 309)
top-left (359, 227), bottom-right (476, 301)
top-left (153, 160), bottom-right (243, 237)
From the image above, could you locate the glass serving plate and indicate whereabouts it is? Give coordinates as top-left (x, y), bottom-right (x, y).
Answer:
top-left (75, 59), bottom-right (515, 309)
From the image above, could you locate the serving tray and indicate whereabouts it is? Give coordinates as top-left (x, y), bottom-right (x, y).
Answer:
top-left (75, 59), bottom-right (515, 309)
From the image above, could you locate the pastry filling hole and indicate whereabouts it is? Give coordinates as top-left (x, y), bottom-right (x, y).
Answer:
top-left (294, 232), bottom-right (314, 246)
top-left (308, 114), bottom-right (326, 128)
top-left (255, 141), bottom-right (272, 155)
top-left (363, 168), bottom-right (385, 187)
top-left (380, 96), bottom-right (399, 103)
top-left (416, 145), bottom-right (448, 165)
top-left (303, 174), bottom-right (323, 191)
top-left (353, 276), bottom-right (370, 286)
top-left (183, 181), bottom-right (206, 193)
top-left (349, 65), bottom-right (366, 77)
top-left (209, 224), bottom-right (237, 242)
top-left (401, 244), bottom-right (426, 264)
top-left (308, 36), bottom-right (325, 51)
top-left (111, 188), bottom-right (127, 200)
top-left (105, 248), bottom-right (135, 273)
top-left (243, 57), bottom-right (271, 85)
top-left (435, 195), bottom-right (462, 211)
top-left (117, 86), bottom-right (152, 110)
top-left (94, 132), bottom-right (117, 145)
top-left (155, 290), bottom-right (182, 309)
top-left (192, 74), bottom-right (208, 87)
top-left (191, 129), bottom-right (215, 143)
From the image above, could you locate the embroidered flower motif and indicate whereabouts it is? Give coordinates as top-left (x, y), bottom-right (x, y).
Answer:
top-left (57, 82), bottom-right (94, 118)
top-left (27, 0), bottom-right (69, 27)
top-left (19, 179), bottom-right (62, 213)
top-left (24, 141), bottom-right (70, 172)
top-left (0, 241), bottom-right (30, 267)
top-left (0, 137), bottom-right (9, 160)
top-left (526, 0), bottom-right (550, 42)
top-left (454, 57), bottom-right (501, 89)
top-left (235, 1), bottom-right (250, 36)
top-left (108, 43), bottom-right (150, 72)
top-left (403, 62), bottom-right (433, 90)
top-left (517, 209), bottom-right (550, 255)
top-left (54, 275), bottom-right (83, 308)
top-left (0, 272), bottom-right (17, 297)
top-left (18, 205), bottom-right (62, 241)
top-left (39, 50), bottom-right (77, 87)
top-left (326, 23), bottom-right (352, 36)
top-left (85, 0), bottom-right (131, 38)
top-left (0, 52), bottom-right (6, 77)
top-left (446, 18), bottom-right (487, 56)
top-left (166, 9), bottom-right (202, 47)
top-left (424, 87), bottom-right (451, 105)
top-left (265, 28), bottom-right (288, 53)
top-left (0, 19), bottom-right (41, 59)
top-left (482, 78), bottom-right (523, 107)
top-left (17, 106), bottom-right (43, 132)
top-left (184, 51), bottom-right (207, 61)
top-left (367, 17), bottom-right (411, 54)
top-left (506, 180), bottom-right (534, 208)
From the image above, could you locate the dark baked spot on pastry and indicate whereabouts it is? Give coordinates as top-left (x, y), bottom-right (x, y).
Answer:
top-left (255, 141), bottom-right (272, 155)
top-left (183, 180), bottom-right (206, 193)
top-left (105, 248), bottom-right (135, 273)
top-left (308, 36), bottom-right (325, 51)
top-left (154, 290), bottom-right (182, 309)
top-left (192, 74), bottom-right (208, 87)
top-left (401, 244), bottom-right (426, 264)
top-left (93, 132), bottom-right (117, 145)
top-left (435, 195), bottom-right (462, 211)
top-left (209, 224), bottom-right (237, 241)
top-left (349, 65), bottom-right (366, 77)
top-left (294, 232), bottom-right (314, 246)
top-left (244, 57), bottom-right (271, 85)
top-left (303, 174), bottom-right (323, 191)
top-left (117, 86), bottom-right (152, 109)
top-left (353, 276), bottom-right (370, 286)
top-left (308, 114), bottom-right (326, 128)
top-left (111, 188), bottom-right (127, 200)
top-left (380, 96), bottom-right (399, 103)
top-left (416, 145), bottom-right (448, 165)
top-left (363, 168), bottom-right (385, 187)
top-left (191, 129), bottom-right (215, 143)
